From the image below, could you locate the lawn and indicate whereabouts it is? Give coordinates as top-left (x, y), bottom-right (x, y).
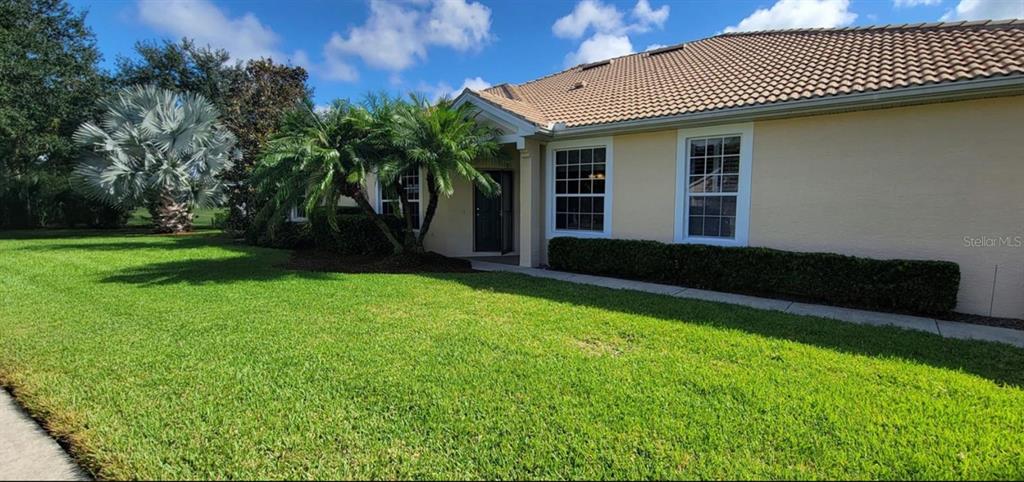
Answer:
top-left (1, 231), bottom-right (1023, 480)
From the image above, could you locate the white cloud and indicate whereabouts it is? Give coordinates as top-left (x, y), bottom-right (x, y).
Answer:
top-left (632, 0), bottom-right (670, 31)
top-left (894, 0), bottom-right (941, 7)
top-left (419, 76), bottom-right (492, 102)
top-left (941, 0), bottom-right (1024, 20)
top-left (136, 0), bottom-right (299, 63)
top-left (565, 33), bottom-right (634, 66)
top-left (552, 0), bottom-right (625, 39)
top-left (645, 43), bottom-right (667, 51)
top-left (554, 0), bottom-right (669, 67)
top-left (553, 0), bottom-right (670, 38)
top-left (328, 0), bottom-right (492, 73)
top-left (724, 0), bottom-right (857, 33)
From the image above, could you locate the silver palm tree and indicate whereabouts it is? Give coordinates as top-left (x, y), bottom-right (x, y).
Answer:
top-left (73, 85), bottom-right (236, 233)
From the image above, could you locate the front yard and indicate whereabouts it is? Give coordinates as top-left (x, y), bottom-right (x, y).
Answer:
top-left (1, 231), bottom-right (1023, 479)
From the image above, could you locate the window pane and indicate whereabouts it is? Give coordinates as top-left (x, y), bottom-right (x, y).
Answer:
top-left (568, 197), bottom-right (579, 212)
top-left (592, 179), bottom-right (605, 194)
top-left (556, 181), bottom-right (567, 194)
top-left (592, 163), bottom-right (606, 180)
top-left (705, 196), bottom-right (722, 216)
top-left (706, 138), bottom-right (722, 156)
top-left (556, 197), bottom-right (567, 212)
top-left (568, 150), bottom-right (579, 164)
top-left (580, 180), bottom-right (592, 194)
top-left (567, 165), bottom-right (579, 179)
top-left (724, 136), bottom-right (740, 155)
top-left (722, 175), bottom-right (739, 193)
top-left (579, 163), bottom-right (592, 179)
top-left (593, 147), bottom-right (606, 163)
top-left (703, 216), bottom-right (721, 237)
top-left (689, 197), bottom-right (705, 216)
top-left (567, 180), bottom-right (579, 194)
top-left (690, 139), bottom-right (706, 157)
top-left (556, 150), bottom-right (567, 165)
top-left (688, 216), bottom-right (703, 236)
top-left (691, 158), bottom-right (706, 175)
top-left (581, 148), bottom-right (592, 163)
top-left (580, 197), bottom-right (592, 212)
top-left (557, 213), bottom-right (567, 229)
top-left (593, 214), bottom-right (604, 231)
top-left (579, 214), bottom-right (592, 230)
top-left (593, 198), bottom-right (604, 213)
top-left (556, 166), bottom-right (567, 180)
top-left (722, 196), bottom-right (737, 216)
top-left (723, 156), bottom-right (739, 174)
top-left (721, 216), bottom-right (735, 238)
top-left (689, 176), bottom-right (706, 193)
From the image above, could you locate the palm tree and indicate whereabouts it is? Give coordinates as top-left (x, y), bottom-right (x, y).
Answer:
top-left (73, 85), bottom-right (236, 233)
top-left (385, 95), bottom-right (501, 252)
top-left (250, 100), bottom-right (404, 253)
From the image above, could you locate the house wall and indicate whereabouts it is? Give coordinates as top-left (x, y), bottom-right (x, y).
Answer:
top-left (749, 95), bottom-right (1024, 318)
top-left (420, 95), bottom-right (1023, 317)
top-left (421, 144), bottom-right (520, 257)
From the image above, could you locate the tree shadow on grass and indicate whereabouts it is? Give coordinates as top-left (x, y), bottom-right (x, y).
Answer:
top-left (426, 272), bottom-right (1024, 388)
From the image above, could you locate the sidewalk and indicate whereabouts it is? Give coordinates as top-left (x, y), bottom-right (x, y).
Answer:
top-left (0, 389), bottom-right (88, 481)
top-left (469, 261), bottom-right (1024, 349)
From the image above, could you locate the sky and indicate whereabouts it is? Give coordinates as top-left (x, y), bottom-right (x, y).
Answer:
top-left (70, 0), bottom-right (1024, 106)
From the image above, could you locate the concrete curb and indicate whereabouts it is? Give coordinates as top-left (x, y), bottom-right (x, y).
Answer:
top-left (469, 261), bottom-right (1024, 348)
top-left (0, 389), bottom-right (89, 481)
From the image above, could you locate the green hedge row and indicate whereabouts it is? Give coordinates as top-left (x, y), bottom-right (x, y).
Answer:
top-left (548, 237), bottom-right (960, 316)
top-left (251, 207), bottom-right (402, 256)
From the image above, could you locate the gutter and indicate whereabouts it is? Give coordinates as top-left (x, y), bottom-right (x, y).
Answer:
top-left (545, 76), bottom-right (1024, 139)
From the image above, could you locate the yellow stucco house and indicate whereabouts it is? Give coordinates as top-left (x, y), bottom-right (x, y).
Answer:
top-left (356, 20), bottom-right (1024, 319)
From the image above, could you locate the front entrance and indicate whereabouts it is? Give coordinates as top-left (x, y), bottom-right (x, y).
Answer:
top-left (474, 171), bottom-right (514, 253)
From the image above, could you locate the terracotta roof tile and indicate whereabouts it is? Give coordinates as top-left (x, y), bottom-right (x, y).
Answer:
top-left (475, 20), bottom-right (1024, 128)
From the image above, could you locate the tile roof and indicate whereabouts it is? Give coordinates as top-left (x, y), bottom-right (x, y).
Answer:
top-left (476, 20), bottom-right (1024, 128)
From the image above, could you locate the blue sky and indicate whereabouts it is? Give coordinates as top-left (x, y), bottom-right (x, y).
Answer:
top-left (70, 0), bottom-right (1023, 105)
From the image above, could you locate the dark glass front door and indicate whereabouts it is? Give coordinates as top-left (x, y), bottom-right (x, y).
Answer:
top-left (474, 171), bottom-right (513, 253)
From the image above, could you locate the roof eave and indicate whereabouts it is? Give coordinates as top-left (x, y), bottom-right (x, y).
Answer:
top-left (548, 75), bottom-right (1024, 139)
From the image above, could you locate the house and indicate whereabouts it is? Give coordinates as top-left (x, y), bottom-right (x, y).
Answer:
top-left (365, 20), bottom-right (1024, 319)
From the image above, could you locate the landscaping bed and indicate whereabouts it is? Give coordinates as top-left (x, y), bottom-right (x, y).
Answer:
top-left (283, 249), bottom-right (474, 274)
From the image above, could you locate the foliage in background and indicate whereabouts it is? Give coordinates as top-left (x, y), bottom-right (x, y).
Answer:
top-left (114, 40), bottom-right (311, 235)
top-left (221, 59), bottom-right (310, 235)
top-left (548, 237), bottom-right (961, 316)
top-left (0, 0), bottom-right (116, 228)
top-left (73, 85), bottom-right (236, 233)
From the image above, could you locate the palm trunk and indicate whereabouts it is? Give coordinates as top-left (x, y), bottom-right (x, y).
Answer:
top-left (394, 177), bottom-right (421, 253)
top-left (350, 188), bottom-right (404, 255)
top-left (151, 190), bottom-right (193, 234)
top-left (417, 173), bottom-right (440, 246)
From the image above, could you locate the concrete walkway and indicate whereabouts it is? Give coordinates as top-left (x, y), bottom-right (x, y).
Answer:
top-left (0, 389), bottom-right (88, 481)
top-left (470, 261), bottom-right (1024, 348)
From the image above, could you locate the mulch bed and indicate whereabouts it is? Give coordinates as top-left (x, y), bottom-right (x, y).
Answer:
top-left (283, 249), bottom-right (475, 274)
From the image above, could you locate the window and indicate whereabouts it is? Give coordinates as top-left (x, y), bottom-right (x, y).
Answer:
top-left (289, 195), bottom-right (308, 222)
top-left (675, 123), bottom-right (752, 246)
top-left (554, 146), bottom-right (607, 233)
top-left (379, 170), bottom-right (421, 229)
top-left (687, 135), bottom-right (740, 238)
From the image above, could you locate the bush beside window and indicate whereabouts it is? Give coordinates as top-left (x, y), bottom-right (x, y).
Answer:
top-left (250, 207), bottom-right (404, 255)
top-left (548, 237), bottom-right (960, 316)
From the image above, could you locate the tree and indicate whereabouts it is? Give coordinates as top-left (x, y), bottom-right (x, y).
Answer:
top-left (0, 0), bottom-right (111, 227)
top-left (384, 95), bottom-right (501, 252)
top-left (114, 39), bottom-right (241, 111)
top-left (250, 100), bottom-right (405, 253)
top-left (221, 59), bottom-right (310, 234)
top-left (72, 85), bottom-right (236, 233)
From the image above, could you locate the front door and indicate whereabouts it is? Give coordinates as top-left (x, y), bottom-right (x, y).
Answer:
top-left (474, 171), bottom-right (514, 253)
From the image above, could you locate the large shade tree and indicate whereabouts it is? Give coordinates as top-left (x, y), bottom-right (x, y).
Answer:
top-left (73, 85), bottom-right (236, 233)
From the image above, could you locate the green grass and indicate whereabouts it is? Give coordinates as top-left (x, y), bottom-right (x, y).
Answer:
top-left (1, 230), bottom-right (1023, 480)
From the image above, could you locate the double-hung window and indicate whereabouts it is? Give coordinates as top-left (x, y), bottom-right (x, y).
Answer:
top-left (379, 170), bottom-right (421, 229)
top-left (676, 124), bottom-right (752, 246)
top-left (551, 143), bottom-right (610, 235)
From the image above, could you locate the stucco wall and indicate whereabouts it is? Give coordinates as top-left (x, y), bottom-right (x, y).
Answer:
top-left (750, 95), bottom-right (1024, 317)
top-left (610, 130), bottom-right (679, 243)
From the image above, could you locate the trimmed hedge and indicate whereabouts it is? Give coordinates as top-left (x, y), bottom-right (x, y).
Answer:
top-left (548, 237), bottom-right (960, 316)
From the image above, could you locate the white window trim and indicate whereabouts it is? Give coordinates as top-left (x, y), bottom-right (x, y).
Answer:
top-left (674, 123), bottom-right (753, 247)
top-left (375, 169), bottom-right (424, 230)
top-left (287, 206), bottom-right (308, 223)
top-left (545, 137), bottom-right (614, 239)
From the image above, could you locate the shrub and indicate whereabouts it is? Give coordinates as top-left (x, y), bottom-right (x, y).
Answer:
top-left (548, 237), bottom-right (960, 316)
top-left (308, 207), bottom-right (403, 256)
